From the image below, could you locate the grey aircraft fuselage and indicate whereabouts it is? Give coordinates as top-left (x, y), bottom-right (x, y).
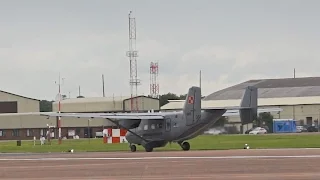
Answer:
top-left (124, 109), bottom-right (226, 148)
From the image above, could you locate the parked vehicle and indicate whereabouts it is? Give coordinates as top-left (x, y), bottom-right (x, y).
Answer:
top-left (203, 128), bottom-right (227, 135)
top-left (245, 127), bottom-right (255, 134)
top-left (306, 125), bottom-right (319, 132)
top-left (296, 125), bottom-right (304, 133)
top-left (249, 127), bottom-right (267, 134)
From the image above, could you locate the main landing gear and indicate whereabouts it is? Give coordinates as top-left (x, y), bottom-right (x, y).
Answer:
top-left (129, 142), bottom-right (190, 152)
top-left (179, 141), bottom-right (190, 151)
top-left (129, 143), bottom-right (154, 152)
top-left (144, 144), bottom-right (153, 152)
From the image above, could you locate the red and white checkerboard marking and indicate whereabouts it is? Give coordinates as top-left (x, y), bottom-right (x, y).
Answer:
top-left (103, 128), bottom-right (128, 143)
top-left (188, 96), bottom-right (194, 104)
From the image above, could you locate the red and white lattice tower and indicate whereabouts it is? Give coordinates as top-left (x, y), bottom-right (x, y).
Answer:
top-left (126, 11), bottom-right (140, 112)
top-left (150, 62), bottom-right (159, 98)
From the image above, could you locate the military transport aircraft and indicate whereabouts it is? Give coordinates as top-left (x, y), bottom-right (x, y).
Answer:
top-left (0, 86), bottom-right (281, 152)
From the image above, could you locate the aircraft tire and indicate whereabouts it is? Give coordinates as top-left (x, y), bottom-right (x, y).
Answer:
top-left (181, 142), bottom-right (190, 151)
top-left (130, 145), bottom-right (136, 152)
top-left (145, 145), bottom-right (153, 152)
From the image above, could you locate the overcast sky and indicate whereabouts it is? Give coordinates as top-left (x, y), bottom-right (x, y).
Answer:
top-left (1, 0), bottom-right (319, 100)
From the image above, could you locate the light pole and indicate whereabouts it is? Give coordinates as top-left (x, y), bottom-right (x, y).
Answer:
top-left (88, 119), bottom-right (92, 143)
top-left (55, 73), bottom-right (65, 145)
top-left (318, 109), bottom-right (320, 131)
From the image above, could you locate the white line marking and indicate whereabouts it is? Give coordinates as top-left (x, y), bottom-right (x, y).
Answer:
top-left (1, 155), bottom-right (320, 161)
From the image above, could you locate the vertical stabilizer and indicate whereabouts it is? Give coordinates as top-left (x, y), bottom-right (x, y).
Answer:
top-left (239, 86), bottom-right (258, 124)
top-left (183, 86), bottom-right (201, 126)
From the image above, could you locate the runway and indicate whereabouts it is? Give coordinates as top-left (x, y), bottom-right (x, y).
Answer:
top-left (0, 149), bottom-right (320, 179)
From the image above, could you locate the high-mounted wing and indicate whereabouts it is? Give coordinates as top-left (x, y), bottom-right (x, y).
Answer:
top-left (41, 112), bottom-right (165, 120)
top-left (0, 112), bottom-right (164, 120)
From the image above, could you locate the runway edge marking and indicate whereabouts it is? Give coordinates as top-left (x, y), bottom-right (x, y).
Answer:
top-left (2, 155), bottom-right (320, 161)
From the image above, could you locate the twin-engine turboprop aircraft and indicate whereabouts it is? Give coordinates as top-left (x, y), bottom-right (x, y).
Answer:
top-left (0, 86), bottom-right (281, 152)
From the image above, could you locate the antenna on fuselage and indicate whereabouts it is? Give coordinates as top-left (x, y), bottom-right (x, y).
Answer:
top-left (199, 70), bottom-right (201, 89)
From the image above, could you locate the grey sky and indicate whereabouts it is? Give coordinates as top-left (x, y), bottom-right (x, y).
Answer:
top-left (0, 0), bottom-right (319, 100)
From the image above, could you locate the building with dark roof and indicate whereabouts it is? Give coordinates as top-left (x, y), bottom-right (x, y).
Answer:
top-left (161, 77), bottom-right (320, 133)
top-left (205, 77), bottom-right (320, 100)
top-left (0, 90), bottom-right (49, 140)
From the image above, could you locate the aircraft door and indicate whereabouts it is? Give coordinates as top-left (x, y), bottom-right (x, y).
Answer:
top-left (165, 118), bottom-right (171, 132)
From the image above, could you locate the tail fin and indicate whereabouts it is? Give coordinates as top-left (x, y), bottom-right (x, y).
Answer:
top-left (183, 86), bottom-right (201, 126)
top-left (239, 86), bottom-right (258, 124)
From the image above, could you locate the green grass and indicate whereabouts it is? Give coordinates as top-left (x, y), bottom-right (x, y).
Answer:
top-left (1, 133), bottom-right (320, 153)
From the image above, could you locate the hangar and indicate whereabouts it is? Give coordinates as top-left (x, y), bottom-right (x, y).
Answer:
top-left (0, 90), bottom-right (159, 140)
top-left (0, 90), bottom-right (51, 141)
top-left (161, 77), bottom-right (320, 133)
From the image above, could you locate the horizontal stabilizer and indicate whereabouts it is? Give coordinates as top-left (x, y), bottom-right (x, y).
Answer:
top-left (223, 107), bottom-right (282, 116)
top-left (201, 86), bottom-right (280, 124)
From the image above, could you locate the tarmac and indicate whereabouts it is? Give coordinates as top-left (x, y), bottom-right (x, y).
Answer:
top-left (0, 148), bottom-right (320, 179)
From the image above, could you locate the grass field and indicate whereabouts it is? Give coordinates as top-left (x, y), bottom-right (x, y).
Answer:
top-left (1, 133), bottom-right (320, 153)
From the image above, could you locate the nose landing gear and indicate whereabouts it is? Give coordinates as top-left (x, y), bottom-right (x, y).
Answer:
top-left (130, 144), bottom-right (136, 152)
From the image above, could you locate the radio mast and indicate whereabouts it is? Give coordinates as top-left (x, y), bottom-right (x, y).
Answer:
top-left (126, 11), bottom-right (140, 112)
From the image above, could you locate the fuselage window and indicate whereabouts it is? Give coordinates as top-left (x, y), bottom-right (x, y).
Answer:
top-left (151, 124), bottom-right (155, 129)
top-left (158, 123), bottom-right (163, 129)
top-left (144, 124), bottom-right (148, 130)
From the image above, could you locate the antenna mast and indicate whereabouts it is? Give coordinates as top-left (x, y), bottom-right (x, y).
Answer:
top-left (200, 70), bottom-right (202, 89)
top-left (102, 74), bottom-right (105, 97)
top-left (150, 62), bottom-right (159, 98)
top-left (126, 11), bottom-right (140, 112)
top-left (55, 73), bottom-right (64, 145)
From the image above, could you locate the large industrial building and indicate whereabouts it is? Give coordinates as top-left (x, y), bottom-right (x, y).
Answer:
top-left (161, 77), bottom-right (320, 133)
top-left (0, 91), bottom-right (159, 140)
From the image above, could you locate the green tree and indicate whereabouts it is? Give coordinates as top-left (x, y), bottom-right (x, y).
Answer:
top-left (159, 93), bottom-right (183, 106)
top-left (255, 112), bottom-right (274, 133)
top-left (158, 93), bottom-right (206, 107)
top-left (179, 94), bottom-right (187, 100)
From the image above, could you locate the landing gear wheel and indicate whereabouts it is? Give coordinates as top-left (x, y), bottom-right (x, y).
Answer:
top-left (145, 145), bottom-right (153, 152)
top-left (130, 145), bottom-right (136, 152)
top-left (181, 142), bottom-right (190, 151)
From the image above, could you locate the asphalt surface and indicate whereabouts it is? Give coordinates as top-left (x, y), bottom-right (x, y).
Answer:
top-left (0, 149), bottom-right (320, 179)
